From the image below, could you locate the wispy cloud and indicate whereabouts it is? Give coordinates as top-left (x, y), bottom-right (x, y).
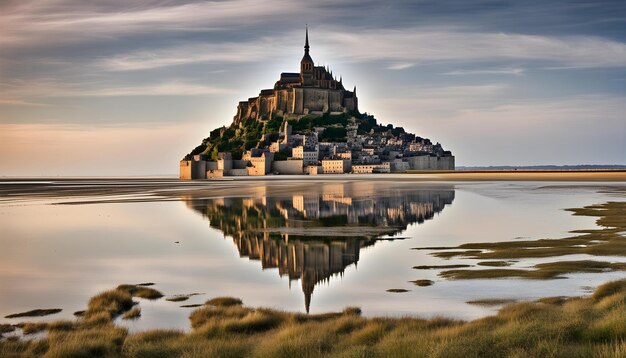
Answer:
top-left (387, 63), bottom-right (416, 70)
top-left (94, 27), bottom-right (626, 72)
top-left (443, 68), bottom-right (525, 76)
top-left (0, 0), bottom-right (328, 48)
top-left (0, 79), bottom-right (233, 105)
top-left (319, 28), bottom-right (626, 69)
top-left (98, 40), bottom-right (286, 71)
top-left (70, 82), bottom-right (235, 97)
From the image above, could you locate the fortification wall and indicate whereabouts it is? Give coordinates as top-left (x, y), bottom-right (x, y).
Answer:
top-left (180, 160), bottom-right (207, 180)
top-left (228, 169), bottom-right (248, 176)
top-left (390, 160), bottom-right (410, 172)
top-left (407, 156), bottom-right (455, 170)
top-left (233, 160), bottom-right (248, 169)
top-left (273, 160), bottom-right (304, 174)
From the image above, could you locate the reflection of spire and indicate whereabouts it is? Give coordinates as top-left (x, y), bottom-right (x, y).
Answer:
top-left (303, 279), bottom-right (313, 313)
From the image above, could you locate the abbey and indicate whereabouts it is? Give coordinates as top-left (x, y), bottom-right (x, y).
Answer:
top-left (181, 29), bottom-right (455, 179)
top-left (233, 28), bottom-right (358, 123)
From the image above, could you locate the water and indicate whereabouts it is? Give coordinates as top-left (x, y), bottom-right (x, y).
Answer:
top-left (0, 178), bottom-right (624, 333)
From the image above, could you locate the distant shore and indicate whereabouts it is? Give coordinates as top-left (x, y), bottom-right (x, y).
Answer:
top-left (403, 169), bottom-right (626, 181)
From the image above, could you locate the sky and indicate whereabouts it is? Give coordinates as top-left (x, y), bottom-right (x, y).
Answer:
top-left (0, 0), bottom-right (625, 176)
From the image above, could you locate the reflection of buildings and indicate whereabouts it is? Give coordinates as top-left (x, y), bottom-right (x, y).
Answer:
top-left (184, 183), bottom-right (454, 312)
top-left (235, 236), bottom-right (369, 312)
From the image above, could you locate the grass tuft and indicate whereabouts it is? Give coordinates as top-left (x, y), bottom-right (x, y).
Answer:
top-left (117, 284), bottom-right (164, 300)
top-left (0, 324), bottom-right (15, 335)
top-left (410, 279), bottom-right (434, 287)
top-left (477, 261), bottom-right (512, 267)
top-left (122, 307), bottom-right (141, 320)
top-left (166, 293), bottom-right (201, 302)
top-left (85, 288), bottom-right (134, 320)
top-left (440, 260), bottom-right (626, 280)
top-left (386, 289), bottom-right (410, 293)
top-left (537, 296), bottom-right (568, 305)
top-left (466, 299), bottom-right (517, 306)
top-left (413, 264), bottom-right (471, 269)
top-left (4, 309), bottom-right (62, 319)
top-left (343, 307), bottom-right (362, 316)
top-left (593, 280), bottom-right (626, 301)
top-left (205, 297), bottom-right (243, 307)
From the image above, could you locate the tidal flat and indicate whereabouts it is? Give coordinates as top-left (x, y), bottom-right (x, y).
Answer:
top-left (1, 175), bottom-right (625, 335)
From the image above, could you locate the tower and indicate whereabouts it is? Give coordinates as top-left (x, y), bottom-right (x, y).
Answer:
top-left (300, 26), bottom-right (314, 86)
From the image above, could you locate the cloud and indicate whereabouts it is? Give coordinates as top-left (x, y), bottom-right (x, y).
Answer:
top-left (71, 82), bottom-right (235, 97)
top-left (443, 68), bottom-right (525, 76)
top-left (93, 27), bottom-right (626, 72)
top-left (319, 28), bottom-right (626, 69)
top-left (0, 79), bottom-right (233, 104)
top-left (98, 40), bottom-right (285, 71)
top-left (0, 0), bottom-right (315, 47)
top-left (387, 63), bottom-right (416, 70)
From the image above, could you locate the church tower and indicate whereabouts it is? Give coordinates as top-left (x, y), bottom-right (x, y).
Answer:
top-left (300, 26), bottom-right (314, 86)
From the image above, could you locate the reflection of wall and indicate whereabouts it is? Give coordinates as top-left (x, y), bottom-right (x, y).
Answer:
top-left (183, 183), bottom-right (454, 312)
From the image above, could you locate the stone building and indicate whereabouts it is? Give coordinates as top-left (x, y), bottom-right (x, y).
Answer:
top-left (321, 159), bottom-right (350, 174)
top-left (292, 146), bottom-right (319, 165)
top-left (233, 28), bottom-right (358, 123)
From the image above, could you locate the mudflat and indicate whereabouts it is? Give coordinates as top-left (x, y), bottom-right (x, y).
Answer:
top-left (1, 171), bottom-right (625, 202)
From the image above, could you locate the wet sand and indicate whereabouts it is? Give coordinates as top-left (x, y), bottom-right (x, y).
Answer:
top-left (1, 171), bottom-right (624, 204)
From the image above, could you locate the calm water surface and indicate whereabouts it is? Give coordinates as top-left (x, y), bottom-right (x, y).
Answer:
top-left (1, 178), bottom-right (625, 333)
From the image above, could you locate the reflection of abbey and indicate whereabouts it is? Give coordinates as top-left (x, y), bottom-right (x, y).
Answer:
top-left (183, 183), bottom-right (455, 312)
top-left (180, 29), bottom-right (454, 179)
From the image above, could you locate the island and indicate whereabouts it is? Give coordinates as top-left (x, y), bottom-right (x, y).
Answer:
top-left (180, 28), bottom-right (454, 179)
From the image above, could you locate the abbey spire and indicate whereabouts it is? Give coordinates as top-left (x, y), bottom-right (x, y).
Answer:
top-left (304, 25), bottom-right (310, 54)
top-left (300, 26), bottom-right (314, 86)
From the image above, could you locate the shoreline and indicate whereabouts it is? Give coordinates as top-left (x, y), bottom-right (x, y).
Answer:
top-left (2, 170), bottom-right (626, 183)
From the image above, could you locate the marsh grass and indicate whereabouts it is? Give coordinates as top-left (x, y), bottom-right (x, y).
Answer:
top-left (477, 261), bottom-right (512, 267)
top-left (537, 296), bottom-right (568, 305)
top-left (413, 264), bottom-right (471, 269)
top-left (414, 201), bottom-right (626, 283)
top-left (117, 284), bottom-right (163, 300)
top-left (0, 324), bottom-right (15, 335)
top-left (386, 289), bottom-right (410, 293)
top-left (86, 288), bottom-right (134, 320)
top-left (6, 280), bottom-right (626, 356)
top-left (205, 297), bottom-right (243, 307)
top-left (440, 260), bottom-right (626, 280)
top-left (4, 309), bottom-right (62, 319)
top-left (166, 293), bottom-right (202, 302)
top-left (122, 307), bottom-right (141, 320)
top-left (410, 279), bottom-right (434, 286)
top-left (466, 299), bottom-right (518, 306)
top-left (421, 201), bottom-right (626, 262)
top-left (17, 322), bottom-right (48, 335)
